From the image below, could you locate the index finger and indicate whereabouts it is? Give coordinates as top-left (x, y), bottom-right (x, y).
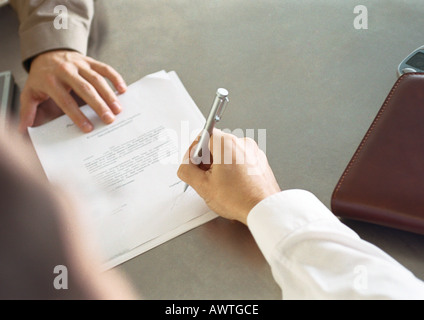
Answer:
top-left (65, 73), bottom-right (116, 125)
top-left (87, 58), bottom-right (127, 94)
top-left (49, 86), bottom-right (94, 133)
top-left (177, 136), bottom-right (208, 192)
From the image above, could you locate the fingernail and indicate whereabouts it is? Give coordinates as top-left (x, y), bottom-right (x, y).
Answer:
top-left (81, 122), bottom-right (94, 133)
top-left (117, 82), bottom-right (127, 93)
top-left (102, 111), bottom-right (115, 124)
top-left (111, 101), bottom-right (122, 114)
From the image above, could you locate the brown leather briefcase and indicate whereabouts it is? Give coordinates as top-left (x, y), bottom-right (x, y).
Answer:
top-left (332, 73), bottom-right (424, 234)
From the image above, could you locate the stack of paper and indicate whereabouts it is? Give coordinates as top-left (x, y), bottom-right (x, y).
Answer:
top-left (29, 71), bottom-right (216, 270)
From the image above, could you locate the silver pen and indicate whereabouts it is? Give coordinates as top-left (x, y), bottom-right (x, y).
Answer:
top-left (184, 88), bottom-right (229, 192)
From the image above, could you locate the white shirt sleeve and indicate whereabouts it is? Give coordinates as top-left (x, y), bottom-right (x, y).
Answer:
top-left (247, 189), bottom-right (424, 300)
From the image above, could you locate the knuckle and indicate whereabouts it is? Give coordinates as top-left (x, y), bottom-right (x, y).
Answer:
top-left (259, 149), bottom-right (267, 159)
top-left (92, 73), bottom-right (104, 84)
top-left (244, 137), bottom-right (257, 146)
top-left (228, 134), bottom-right (238, 145)
top-left (103, 64), bottom-right (115, 75)
top-left (57, 61), bottom-right (73, 74)
top-left (79, 82), bottom-right (93, 94)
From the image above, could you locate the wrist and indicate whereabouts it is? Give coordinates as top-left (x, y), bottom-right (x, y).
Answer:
top-left (241, 190), bottom-right (281, 225)
top-left (26, 50), bottom-right (70, 72)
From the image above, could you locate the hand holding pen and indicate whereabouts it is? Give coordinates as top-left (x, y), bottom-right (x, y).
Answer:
top-left (184, 88), bottom-right (229, 192)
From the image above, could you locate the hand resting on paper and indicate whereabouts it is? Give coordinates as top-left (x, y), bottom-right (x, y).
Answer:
top-left (19, 50), bottom-right (127, 133)
top-left (177, 129), bottom-right (281, 225)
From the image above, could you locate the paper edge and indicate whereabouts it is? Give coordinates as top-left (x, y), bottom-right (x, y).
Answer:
top-left (27, 70), bottom-right (215, 270)
top-left (101, 211), bottom-right (217, 271)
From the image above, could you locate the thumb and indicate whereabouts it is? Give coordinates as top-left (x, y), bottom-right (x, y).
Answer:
top-left (19, 90), bottom-right (41, 133)
top-left (177, 160), bottom-right (208, 195)
top-left (177, 137), bottom-right (209, 194)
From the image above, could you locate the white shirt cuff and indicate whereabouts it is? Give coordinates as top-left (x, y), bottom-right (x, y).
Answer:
top-left (247, 189), bottom-right (342, 262)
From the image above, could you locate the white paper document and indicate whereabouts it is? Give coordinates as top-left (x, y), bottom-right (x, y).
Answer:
top-left (28, 71), bottom-right (217, 270)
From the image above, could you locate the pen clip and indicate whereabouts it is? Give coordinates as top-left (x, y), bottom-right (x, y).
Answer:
top-left (215, 96), bottom-right (229, 123)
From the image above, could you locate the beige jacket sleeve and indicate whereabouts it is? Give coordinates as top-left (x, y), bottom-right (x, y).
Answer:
top-left (9, 0), bottom-right (94, 71)
top-left (0, 133), bottom-right (136, 299)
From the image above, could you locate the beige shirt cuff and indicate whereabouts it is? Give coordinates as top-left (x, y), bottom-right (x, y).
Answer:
top-left (19, 19), bottom-right (90, 71)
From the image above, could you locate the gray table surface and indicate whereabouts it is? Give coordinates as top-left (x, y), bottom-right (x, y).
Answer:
top-left (1, 0), bottom-right (424, 299)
